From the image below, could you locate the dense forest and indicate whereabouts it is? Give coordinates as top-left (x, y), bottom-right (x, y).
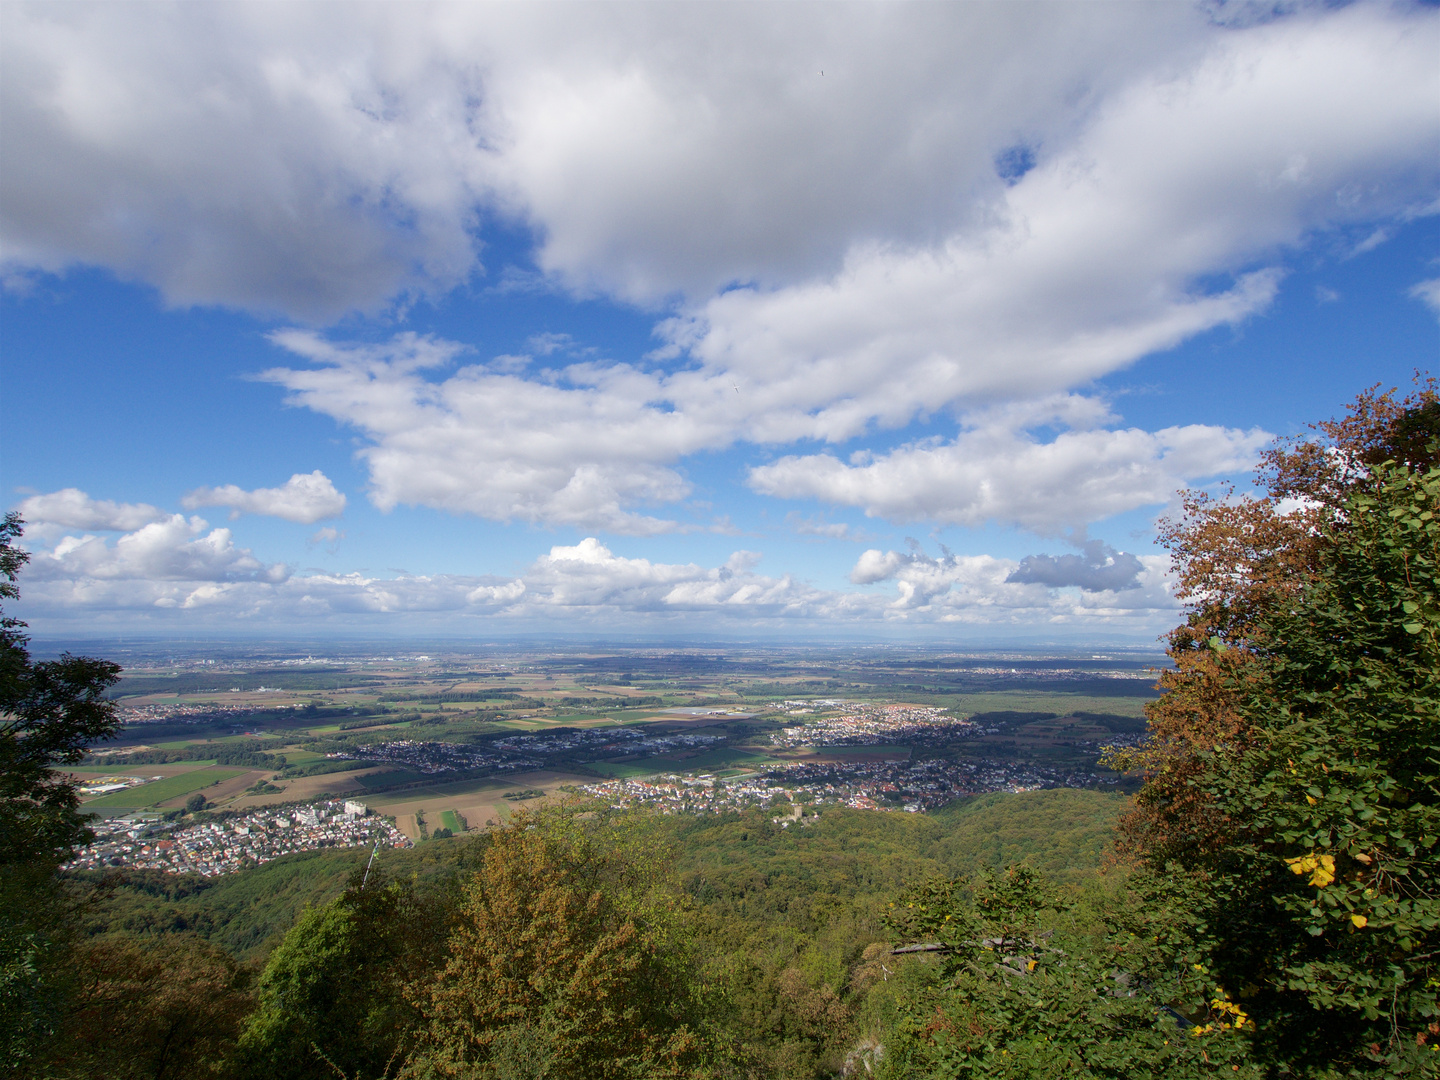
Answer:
top-left (2, 385), bottom-right (1436, 1078)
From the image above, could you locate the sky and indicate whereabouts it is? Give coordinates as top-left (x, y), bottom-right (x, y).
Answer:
top-left (1, 1), bottom-right (1437, 643)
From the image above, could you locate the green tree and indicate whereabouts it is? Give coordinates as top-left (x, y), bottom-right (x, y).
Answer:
top-left (876, 866), bottom-right (1257, 1078)
top-left (0, 512), bottom-right (123, 867)
top-left (1167, 453), bottom-right (1439, 1074)
top-left (880, 389), bottom-right (1439, 1077)
top-left (44, 933), bottom-right (253, 1080)
top-left (403, 805), bottom-right (708, 1080)
top-left (1104, 389), bottom-right (1440, 1075)
top-left (0, 513), bottom-right (122, 1071)
top-left (239, 868), bottom-right (447, 1080)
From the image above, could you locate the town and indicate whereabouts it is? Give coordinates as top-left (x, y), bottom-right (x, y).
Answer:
top-left (770, 701), bottom-right (977, 747)
top-left (581, 753), bottom-right (1117, 816)
top-left (65, 799), bottom-right (411, 877)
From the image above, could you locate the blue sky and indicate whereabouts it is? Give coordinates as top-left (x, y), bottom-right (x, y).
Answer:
top-left (2, 2), bottom-right (1436, 640)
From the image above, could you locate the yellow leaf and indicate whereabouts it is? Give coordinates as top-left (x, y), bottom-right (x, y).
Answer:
top-left (1306, 795), bottom-right (1317, 806)
top-left (1351, 914), bottom-right (1368, 929)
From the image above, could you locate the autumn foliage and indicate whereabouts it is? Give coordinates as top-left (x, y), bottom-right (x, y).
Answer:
top-left (403, 805), bottom-right (707, 1080)
top-left (1111, 378), bottom-right (1439, 865)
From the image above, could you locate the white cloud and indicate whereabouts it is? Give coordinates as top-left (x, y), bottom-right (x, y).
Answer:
top-left (14, 488), bottom-right (167, 532)
top-left (25, 514), bottom-right (287, 586)
top-left (0, 3), bottom-right (1209, 316)
top-left (181, 470), bottom-right (347, 524)
top-left (522, 538), bottom-right (831, 617)
top-left (749, 398), bottom-right (1270, 533)
top-left (3, 5), bottom-right (1433, 330)
top-left (260, 331), bottom-right (718, 535)
top-left (658, 8), bottom-right (1437, 440)
top-left (1409, 278), bottom-right (1440, 318)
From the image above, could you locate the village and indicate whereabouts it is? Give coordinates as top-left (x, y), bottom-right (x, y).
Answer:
top-left (65, 799), bottom-right (411, 877)
top-left (770, 701), bottom-right (978, 747)
top-left (580, 752), bottom-right (1114, 816)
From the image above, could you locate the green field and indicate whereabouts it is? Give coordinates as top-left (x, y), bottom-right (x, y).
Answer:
top-left (586, 760), bottom-right (664, 779)
top-left (82, 768), bottom-right (246, 808)
top-left (439, 810), bottom-right (464, 833)
top-left (277, 749), bottom-right (326, 763)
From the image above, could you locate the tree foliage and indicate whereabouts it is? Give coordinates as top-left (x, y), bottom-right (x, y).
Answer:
top-left (239, 868), bottom-right (448, 1080)
top-left (43, 934), bottom-right (252, 1080)
top-left (0, 513), bottom-right (123, 868)
top-left (878, 866), bottom-right (1259, 1078)
top-left (403, 805), bottom-right (708, 1080)
top-left (1162, 453), bottom-right (1439, 1074)
top-left (1, 514), bottom-right (123, 1073)
top-left (1100, 383), bottom-right (1440, 1075)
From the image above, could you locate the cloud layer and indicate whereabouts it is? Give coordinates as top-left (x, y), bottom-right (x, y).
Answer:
top-left (10, 493), bottom-right (1180, 633)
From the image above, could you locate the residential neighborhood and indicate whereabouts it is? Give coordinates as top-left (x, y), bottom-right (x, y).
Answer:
top-left (66, 799), bottom-right (410, 877)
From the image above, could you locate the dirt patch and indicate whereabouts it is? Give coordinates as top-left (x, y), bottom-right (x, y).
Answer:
top-left (226, 766), bottom-right (391, 811)
top-left (365, 769), bottom-right (589, 839)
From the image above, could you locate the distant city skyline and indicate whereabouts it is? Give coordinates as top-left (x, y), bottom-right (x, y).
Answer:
top-left (3, 2), bottom-right (1437, 640)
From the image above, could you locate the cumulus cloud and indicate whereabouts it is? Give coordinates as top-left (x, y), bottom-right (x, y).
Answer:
top-left (1006, 540), bottom-right (1145, 592)
top-left (749, 397), bottom-right (1270, 533)
top-left (181, 470), bottom-right (347, 524)
top-left (14, 488), bottom-right (167, 532)
top-left (260, 331), bottom-right (715, 534)
top-left (25, 514), bottom-right (288, 586)
top-left (0, 3), bottom-right (1205, 316)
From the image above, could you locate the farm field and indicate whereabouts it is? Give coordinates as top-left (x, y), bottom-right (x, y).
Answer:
top-left (362, 769), bottom-right (587, 840)
top-left (82, 767), bottom-right (247, 809)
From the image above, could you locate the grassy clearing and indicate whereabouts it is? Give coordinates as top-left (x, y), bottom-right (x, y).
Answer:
top-left (585, 760), bottom-right (663, 779)
top-left (277, 749), bottom-right (326, 763)
top-left (439, 810), bottom-right (464, 833)
top-left (666, 747), bottom-right (773, 771)
top-left (82, 768), bottom-right (246, 808)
